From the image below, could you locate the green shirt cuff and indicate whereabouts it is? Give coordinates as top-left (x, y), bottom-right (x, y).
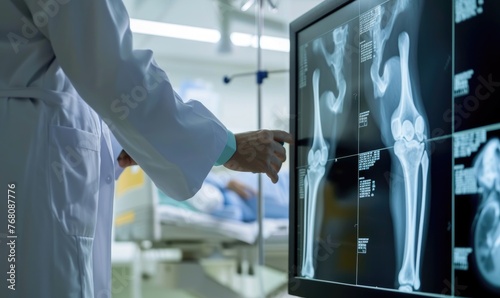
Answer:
top-left (215, 130), bottom-right (236, 166)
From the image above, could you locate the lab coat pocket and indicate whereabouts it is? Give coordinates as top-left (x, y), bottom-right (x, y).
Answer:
top-left (49, 125), bottom-right (100, 237)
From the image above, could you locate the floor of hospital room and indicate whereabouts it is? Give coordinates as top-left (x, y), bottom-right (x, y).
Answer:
top-left (114, 261), bottom-right (296, 298)
top-left (143, 262), bottom-right (292, 297)
top-left (112, 245), bottom-right (297, 298)
top-left (140, 288), bottom-right (295, 298)
top-left (140, 272), bottom-right (296, 298)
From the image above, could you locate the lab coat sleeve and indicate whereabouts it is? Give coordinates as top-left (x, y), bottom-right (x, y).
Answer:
top-left (22, 0), bottom-right (228, 200)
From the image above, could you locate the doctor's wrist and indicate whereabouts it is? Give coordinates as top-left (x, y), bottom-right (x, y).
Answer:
top-left (215, 130), bottom-right (236, 166)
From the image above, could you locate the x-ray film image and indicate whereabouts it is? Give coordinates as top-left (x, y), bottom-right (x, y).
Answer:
top-left (296, 18), bottom-right (360, 168)
top-left (296, 15), bottom-right (360, 280)
top-left (356, 138), bottom-right (452, 294)
top-left (359, 0), bottom-right (452, 153)
top-left (454, 0), bottom-right (500, 132)
top-left (454, 128), bottom-right (500, 296)
top-left (297, 158), bottom-right (359, 283)
top-left (356, 0), bottom-right (452, 293)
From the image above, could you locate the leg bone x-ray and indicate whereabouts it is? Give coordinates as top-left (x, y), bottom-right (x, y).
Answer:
top-left (301, 24), bottom-right (350, 278)
top-left (368, 0), bottom-right (429, 292)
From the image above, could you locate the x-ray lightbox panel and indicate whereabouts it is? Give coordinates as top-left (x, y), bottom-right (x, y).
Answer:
top-left (296, 157), bottom-right (359, 284)
top-left (295, 2), bottom-right (360, 168)
top-left (289, 0), bottom-right (500, 297)
top-left (404, 137), bottom-right (453, 294)
top-left (356, 139), bottom-right (453, 294)
top-left (453, 127), bottom-right (500, 296)
top-left (358, 0), bottom-right (453, 153)
top-left (454, 0), bottom-right (500, 132)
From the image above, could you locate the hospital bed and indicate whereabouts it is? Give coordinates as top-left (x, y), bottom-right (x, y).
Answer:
top-left (113, 166), bottom-right (290, 298)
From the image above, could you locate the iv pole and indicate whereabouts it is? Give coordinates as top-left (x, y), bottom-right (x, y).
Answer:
top-left (223, 0), bottom-right (287, 268)
top-left (256, 0), bottom-right (265, 267)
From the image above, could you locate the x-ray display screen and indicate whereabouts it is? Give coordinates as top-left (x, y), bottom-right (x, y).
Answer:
top-left (290, 0), bottom-right (500, 297)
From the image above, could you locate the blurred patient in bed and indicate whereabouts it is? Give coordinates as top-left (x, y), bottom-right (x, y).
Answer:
top-left (185, 169), bottom-right (289, 222)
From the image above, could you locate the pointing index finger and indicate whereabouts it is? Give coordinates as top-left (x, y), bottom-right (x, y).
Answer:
top-left (271, 130), bottom-right (294, 145)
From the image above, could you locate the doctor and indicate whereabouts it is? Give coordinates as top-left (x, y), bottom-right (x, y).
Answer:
top-left (0, 1), bottom-right (292, 297)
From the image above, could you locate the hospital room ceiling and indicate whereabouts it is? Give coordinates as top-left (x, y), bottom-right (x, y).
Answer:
top-left (122, 0), bottom-right (324, 69)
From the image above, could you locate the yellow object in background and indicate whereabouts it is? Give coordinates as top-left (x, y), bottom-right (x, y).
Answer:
top-left (115, 211), bottom-right (136, 227)
top-left (116, 166), bottom-right (145, 197)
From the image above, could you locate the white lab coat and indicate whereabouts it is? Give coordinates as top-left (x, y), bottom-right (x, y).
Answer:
top-left (0, 0), bottom-right (228, 297)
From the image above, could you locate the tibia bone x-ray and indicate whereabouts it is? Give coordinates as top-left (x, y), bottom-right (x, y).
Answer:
top-left (291, 0), bottom-right (500, 297)
top-left (368, 1), bottom-right (429, 292)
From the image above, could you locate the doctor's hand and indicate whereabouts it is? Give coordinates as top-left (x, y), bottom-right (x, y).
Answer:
top-left (223, 130), bottom-right (293, 183)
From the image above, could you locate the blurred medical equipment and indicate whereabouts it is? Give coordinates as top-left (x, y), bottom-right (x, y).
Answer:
top-left (113, 166), bottom-right (289, 298)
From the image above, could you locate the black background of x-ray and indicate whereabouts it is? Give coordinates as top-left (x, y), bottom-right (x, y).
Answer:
top-left (356, 147), bottom-right (397, 288)
top-left (454, 128), bottom-right (500, 297)
top-left (454, 0), bottom-right (500, 133)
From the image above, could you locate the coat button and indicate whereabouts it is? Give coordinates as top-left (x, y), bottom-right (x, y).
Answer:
top-left (106, 175), bottom-right (112, 184)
